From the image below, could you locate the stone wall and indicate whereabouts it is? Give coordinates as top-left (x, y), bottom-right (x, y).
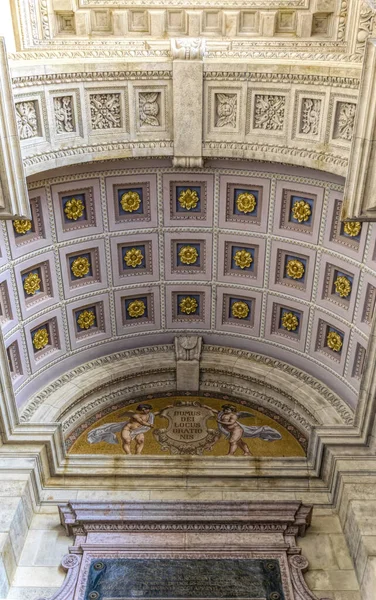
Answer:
top-left (0, 488), bottom-right (360, 600)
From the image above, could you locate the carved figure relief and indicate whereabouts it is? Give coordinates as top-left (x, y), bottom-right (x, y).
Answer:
top-left (300, 98), bottom-right (321, 135)
top-left (68, 396), bottom-right (305, 457)
top-left (53, 96), bottom-right (74, 134)
top-left (90, 93), bottom-right (121, 130)
top-left (254, 95), bottom-right (285, 131)
top-left (15, 101), bottom-right (39, 139)
top-left (215, 93), bottom-right (237, 128)
top-left (334, 102), bottom-right (356, 141)
top-left (139, 92), bottom-right (160, 127)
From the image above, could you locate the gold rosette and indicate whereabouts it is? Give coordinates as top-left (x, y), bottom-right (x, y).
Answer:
top-left (23, 272), bottom-right (41, 296)
top-left (124, 248), bottom-right (144, 268)
top-left (77, 310), bottom-right (96, 330)
top-left (231, 301), bottom-right (249, 319)
top-left (64, 198), bottom-right (85, 221)
top-left (127, 299), bottom-right (146, 318)
top-left (291, 200), bottom-right (311, 223)
top-left (343, 221), bottom-right (361, 237)
top-left (234, 249), bottom-right (253, 269)
top-left (121, 191), bottom-right (141, 213)
top-left (178, 189), bottom-right (199, 210)
top-left (327, 331), bottom-right (343, 352)
top-left (179, 246), bottom-right (198, 265)
top-left (33, 328), bottom-right (49, 350)
top-left (281, 312), bottom-right (299, 331)
top-left (236, 192), bottom-right (256, 214)
top-left (13, 219), bottom-right (32, 235)
top-left (334, 275), bottom-right (351, 298)
top-left (71, 257), bottom-right (90, 278)
top-left (179, 296), bottom-right (198, 314)
top-left (286, 259), bottom-right (305, 280)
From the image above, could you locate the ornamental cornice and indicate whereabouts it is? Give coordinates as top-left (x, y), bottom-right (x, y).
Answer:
top-left (203, 72), bottom-right (360, 90)
top-left (11, 70), bottom-right (173, 88)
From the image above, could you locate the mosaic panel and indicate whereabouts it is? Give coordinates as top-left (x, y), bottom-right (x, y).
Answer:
top-left (68, 395), bottom-right (305, 457)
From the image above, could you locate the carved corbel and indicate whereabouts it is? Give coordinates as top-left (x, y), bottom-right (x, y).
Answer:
top-left (174, 335), bottom-right (202, 391)
top-left (171, 38), bottom-right (204, 169)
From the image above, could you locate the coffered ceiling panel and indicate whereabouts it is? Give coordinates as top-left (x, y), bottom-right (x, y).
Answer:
top-left (1, 159), bottom-right (375, 415)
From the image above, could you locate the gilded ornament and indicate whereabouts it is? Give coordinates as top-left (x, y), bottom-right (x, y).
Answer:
top-left (281, 312), bottom-right (299, 331)
top-left (179, 296), bottom-right (198, 315)
top-left (327, 331), bottom-right (343, 352)
top-left (178, 189), bottom-right (199, 210)
top-left (179, 246), bottom-right (198, 265)
top-left (64, 198), bottom-right (85, 221)
top-left (286, 259), bottom-right (305, 280)
top-left (291, 200), bottom-right (311, 223)
top-left (13, 219), bottom-right (32, 235)
top-left (71, 257), bottom-right (90, 278)
top-left (236, 192), bottom-right (256, 214)
top-left (231, 301), bottom-right (250, 319)
top-left (23, 272), bottom-right (41, 296)
top-left (234, 249), bottom-right (253, 269)
top-left (343, 221), bottom-right (361, 237)
top-left (124, 248), bottom-right (144, 268)
top-left (127, 299), bottom-right (146, 318)
top-left (121, 191), bottom-right (141, 213)
top-left (334, 275), bottom-right (351, 298)
top-left (77, 310), bottom-right (96, 330)
top-left (32, 328), bottom-right (49, 350)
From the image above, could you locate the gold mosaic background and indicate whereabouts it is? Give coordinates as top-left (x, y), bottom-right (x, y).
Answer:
top-left (69, 396), bottom-right (305, 457)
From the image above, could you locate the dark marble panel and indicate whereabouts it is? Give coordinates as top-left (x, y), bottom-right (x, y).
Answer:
top-left (84, 558), bottom-right (284, 600)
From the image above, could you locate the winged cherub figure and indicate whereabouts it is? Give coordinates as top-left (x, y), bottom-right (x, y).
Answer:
top-left (87, 404), bottom-right (169, 455)
top-left (204, 404), bottom-right (282, 455)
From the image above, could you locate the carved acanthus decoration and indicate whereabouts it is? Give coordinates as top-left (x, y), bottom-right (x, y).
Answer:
top-left (335, 102), bottom-right (356, 141)
top-left (215, 93), bottom-right (237, 128)
top-left (54, 96), bottom-right (74, 134)
top-left (171, 38), bottom-right (205, 60)
top-left (90, 93), bottom-right (121, 130)
top-left (300, 98), bottom-right (321, 135)
top-left (15, 101), bottom-right (38, 139)
top-left (139, 92), bottom-right (160, 127)
top-left (254, 95), bottom-right (285, 131)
